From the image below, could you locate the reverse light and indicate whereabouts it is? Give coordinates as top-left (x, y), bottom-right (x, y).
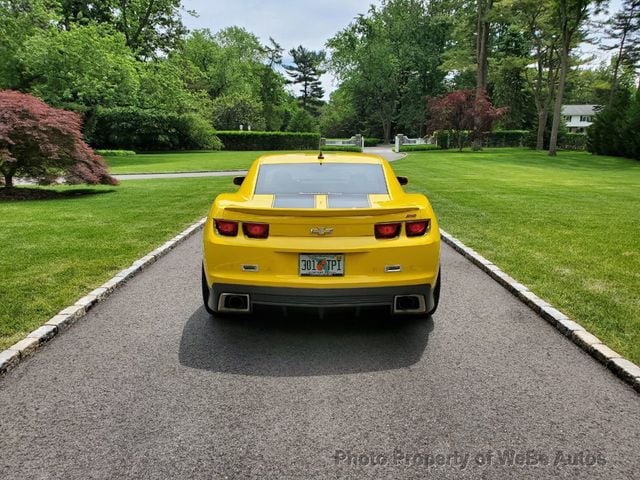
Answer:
top-left (243, 222), bottom-right (269, 239)
top-left (215, 219), bottom-right (238, 237)
top-left (406, 220), bottom-right (430, 237)
top-left (375, 222), bottom-right (401, 239)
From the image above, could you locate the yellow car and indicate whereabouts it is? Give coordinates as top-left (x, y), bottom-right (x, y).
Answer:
top-left (201, 152), bottom-right (441, 317)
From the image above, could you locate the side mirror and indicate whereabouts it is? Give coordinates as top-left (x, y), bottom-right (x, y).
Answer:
top-left (397, 176), bottom-right (408, 185)
top-left (233, 176), bottom-right (245, 186)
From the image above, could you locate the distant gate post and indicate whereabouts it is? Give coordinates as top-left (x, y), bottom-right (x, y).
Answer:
top-left (395, 134), bottom-right (403, 153)
top-left (355, 134), bottom-right (363, 151)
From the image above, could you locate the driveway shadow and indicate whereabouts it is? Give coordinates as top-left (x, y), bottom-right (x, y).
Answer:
top-left (178, 307), bottom-right (433, 377)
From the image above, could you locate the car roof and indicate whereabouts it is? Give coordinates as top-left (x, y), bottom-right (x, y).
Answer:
top-left (256, 152), bottom-right (385, 165)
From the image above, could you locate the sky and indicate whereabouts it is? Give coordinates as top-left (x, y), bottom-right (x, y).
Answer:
top-left (181, 0), bottom-right (625, 100)
top-left (181, 0), bottom-right (376, 99)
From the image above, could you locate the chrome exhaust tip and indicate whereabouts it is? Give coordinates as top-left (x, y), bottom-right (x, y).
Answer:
top-left (217, 293), bottom-right (251, 313)
top-left (393, 294), bottom-right (426, 314)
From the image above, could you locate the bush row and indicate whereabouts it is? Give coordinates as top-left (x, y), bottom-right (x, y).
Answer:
top-left (322, 145), bottom-right (362, 152)
top-left (398, 144), bottom-right (440, 152)
top-left (433, 130), bottom-right (585, 151)
top-left (364, 137), bottom-right (381, 147)
top-left (87, 107), bottom-right (222, 151)
top-left (434, 130), bottom-right (530, 149)
top-left (216, 131), bottom-right (320, 150)
top-left (95, 149), bottom-right (136, 156)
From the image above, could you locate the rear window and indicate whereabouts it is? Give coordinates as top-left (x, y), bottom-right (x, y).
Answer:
top-left (254, 163), bottom-right (388, 195)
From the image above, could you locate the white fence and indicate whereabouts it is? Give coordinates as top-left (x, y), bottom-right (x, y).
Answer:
top-left (323, 134), bottom-right (364, 150)
top-left (394, 134), bottom-right (432, 152)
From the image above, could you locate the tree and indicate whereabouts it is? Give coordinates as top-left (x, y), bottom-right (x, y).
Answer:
top-left (328, 0), bottom-right (451, 142)
top-left (602, 0), bottom-right (640, 104)
top-left (548, 0), bottom-right (604, 156)
top-left (19, 25), bottom-right (139, 111)
top-left (0, 90), bottom-right (116, 188)
top-left (427, 89), bottom-right (506, 150)
top-left (57, 0), bottom-right (190, 59)
top-left (472, 0), bottom-right (494, 149)
top-left (285, 107), bottom-right (319, 133)
top-left (0, 0), bottom-right (55, 90)
top-left (211, 93), bottom-right (266, 131)
top-left (512, 0), bottom-right (561, 149)
top-left (284, 45), bottom-right (326, 114)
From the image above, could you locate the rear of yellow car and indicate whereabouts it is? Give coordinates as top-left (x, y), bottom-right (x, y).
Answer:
top-left (202, 153), bottom-right (440, 317)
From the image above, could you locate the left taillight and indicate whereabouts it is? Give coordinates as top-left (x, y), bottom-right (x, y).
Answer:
top-left (243, 222), bottom-right (269, 239)
top-left (214, 219), bottom-right (238, 236)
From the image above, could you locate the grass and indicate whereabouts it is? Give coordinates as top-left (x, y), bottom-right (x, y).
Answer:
top-left (106, 150), bottom-right (289, 174)
top-left (0, 177), bottom-right (231, 350)
top-left (3, 147), bottom-right (639, 365)
top-left (392, 148), bottom-right (640, 364)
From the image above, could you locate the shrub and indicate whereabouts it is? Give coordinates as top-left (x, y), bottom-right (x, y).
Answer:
top-left (559, 133), bottom-right (587, 151)
top-left (0, 90), bottom-right (116, 188)
top-left (587, 90), bottom-right (640, 160)
top-left (216, 131), bottom-right (320, 150)
top-left (399, 144), bottom-right (440, 152)
top-left (364, 137), bottom-right (381, 147)
top-left (88, 107), bottom-right (222, 151)
top-left (286, 108), bottom-right (319, 133)
top-left (321, 145), bottom-right (362, 152)
top-left (211, 93), bottom-right (266, 131)
top-left (484, 130), bottom-right (529, 147)
top-left (96, 150), bottom-right (136, 156)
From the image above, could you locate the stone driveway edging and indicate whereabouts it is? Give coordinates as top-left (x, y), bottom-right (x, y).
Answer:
top-left (439, 229), bottom-right (640, 393)
top-left (0, 217), bottom-right (208, 377)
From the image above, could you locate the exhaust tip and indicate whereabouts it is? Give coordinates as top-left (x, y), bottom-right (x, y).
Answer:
top-left (218, 293), bottom-right (251, 313)
top-left (393, 295), bottom-right (426, 314)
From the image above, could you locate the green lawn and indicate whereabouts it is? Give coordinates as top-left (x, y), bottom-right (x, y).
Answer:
top-left (393, 148), bottom-right (640, 364)
top-left (106, 150), bottom-right (289, 174)
top-left (0, 177), bottom-right (231, 350)
top-left (3, 148), bottom-right (639, 365)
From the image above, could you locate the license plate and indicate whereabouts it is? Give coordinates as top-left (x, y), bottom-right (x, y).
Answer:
top-left (299, 254), bottom-right (344, 276)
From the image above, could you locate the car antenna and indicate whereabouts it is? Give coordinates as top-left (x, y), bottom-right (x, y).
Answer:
top-left (318, 137), bottom-right (325, 164)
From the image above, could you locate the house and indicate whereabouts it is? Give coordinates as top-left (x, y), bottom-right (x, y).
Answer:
top-left (562, 105), bottom-right (598, 133)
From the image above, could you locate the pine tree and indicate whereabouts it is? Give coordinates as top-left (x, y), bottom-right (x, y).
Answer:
top-left (284, 46), bottom-right (326, 114)
top-left (603, 0), bottom-right (640, 104)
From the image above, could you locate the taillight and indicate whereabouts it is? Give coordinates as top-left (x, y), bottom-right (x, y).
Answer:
top-left (215, 219), bottom-right (238, 236)
top-left (406, 220), bottom-right (430, 237)
top-left (375, 222), bottom-right (401, 239)
top-left (243, 222), bottom-right (269, 239)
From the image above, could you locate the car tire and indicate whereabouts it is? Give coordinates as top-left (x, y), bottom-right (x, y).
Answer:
top-left (426, 267), bottom-right (441, 317)
top-left (201, 265), bottom-right (215, 315)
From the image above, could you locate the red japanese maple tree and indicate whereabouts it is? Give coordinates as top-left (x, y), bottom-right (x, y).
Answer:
top-left (427, 90), bottom-right (506, 150)
top-left (0, 90), bottom-right (117, 188)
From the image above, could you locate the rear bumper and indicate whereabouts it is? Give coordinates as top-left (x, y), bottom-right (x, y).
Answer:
top-left (209, 283), bottom-right (435, 314)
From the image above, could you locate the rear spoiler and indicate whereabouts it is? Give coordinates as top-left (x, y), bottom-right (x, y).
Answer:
top-left (224, 206), bottom-right (420, 217)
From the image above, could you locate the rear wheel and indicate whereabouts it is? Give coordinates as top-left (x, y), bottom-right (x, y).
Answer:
top-left (201, 265), bottom-right (215, 315)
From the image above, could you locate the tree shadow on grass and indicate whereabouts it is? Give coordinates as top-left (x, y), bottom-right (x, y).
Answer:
top-left (179, 306), bottom-right (433, 377)
top-left (0, 187), bottom-right (116, 202)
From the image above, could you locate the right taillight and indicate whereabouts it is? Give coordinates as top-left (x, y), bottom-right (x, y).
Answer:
top-left (214, 219), bottom-right (238, 236)
top-left (375, 222), bottom-right (402, 239)
top-left (406, 220), bottom-right (430, 237)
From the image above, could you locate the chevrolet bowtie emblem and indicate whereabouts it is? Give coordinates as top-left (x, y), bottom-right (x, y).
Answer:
top-left (310, 227), bottom-right (334, 235)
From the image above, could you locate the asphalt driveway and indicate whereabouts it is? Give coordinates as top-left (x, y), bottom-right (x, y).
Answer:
top-left (0, 234), bottom-right (638, 479)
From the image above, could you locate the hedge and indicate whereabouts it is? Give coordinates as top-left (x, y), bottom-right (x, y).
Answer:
top-left (88, 107), bottom-right (222, 151)
top-left (364, 137), bottom-right (381, 147)
top-left (321, 145), bottom-right (362, 152)
top-left (560, 133), bottom-right (587, 151)
top-left (216, 131), bottom-right (320, 150)
top-left (95, 149), bottom-right (136, 156)
top-left (434, 130), bottom-right (530, 149)
top-left (432, 130), bottom-right (586, 150)
top-left (399, 144), bottom-right (440, 152)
